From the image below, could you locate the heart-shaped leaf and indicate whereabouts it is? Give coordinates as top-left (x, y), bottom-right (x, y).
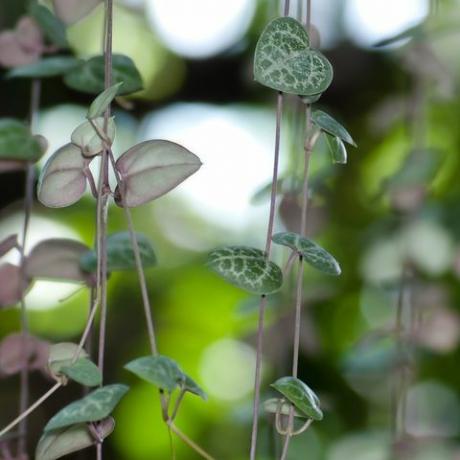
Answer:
top-left (26, 239), bottom-right (92, 284)
top-left (263, 397), bottom-right (306, 418)
top-left (36, 417), bottom-right (114, 460)
top-left (88, 82), bottom-right (123, 119)
top-left (79, 232), bottom-right (157, 273)
top-left (0, 118), bottom-right (44, 162)
top-left (183, 375), bottom-right (207, 400)
top-left (312, 110), bottom-right (356, 147)
top-left (47, 342), bottom-right (89, 381)
top-left (0, 333), bottom-right (49, 376)
top-left (124, 355), bottom-right (183, 393)
top-left (272, 232), bottom-right (341, 276)
top-left (45, 384), bottom-right (129, 431)
top-left (7, 56), bottom-right (81, 79)
top-left (207, 246), bottom-right (283, 295)
top-left (38, 143), bottom-right (88, 208)
top-left (52, 0), bottom-right (102, 25)
top-left (114, 140), bottom-right (202, 208)
top-left (271, 376), bottom-right (323, 421)
top-left (71, 117), bottom-right (116, 157)
top-left (29, 3), bottom-right (68, 48)
top-left (63, 54), bottom-right (143, 95)
top-left (254, 17), bottom-right (333, 96)
top-left (60, 358), bottom-right (102, 387)
top-left (0, 263), bottom-right (29, 308)
top-left (325, 134), bottom-right (347, 164)
top-left (0, 234), bottom-right (18, 257)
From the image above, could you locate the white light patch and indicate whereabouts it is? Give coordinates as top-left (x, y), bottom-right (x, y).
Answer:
top-left (344, 0), bottom-right (429, 48)
top-left (140, 103), bottom-right (283, 232)
top-left (146, 0), bottom-right (256, 58)
top-left (0, 214), bottom-right (83, 310)
top-left (199, 339), bottom-right (257, 401)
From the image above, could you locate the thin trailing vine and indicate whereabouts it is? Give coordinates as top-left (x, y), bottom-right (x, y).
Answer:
top-left (207, 0), bottom-right (355, 458)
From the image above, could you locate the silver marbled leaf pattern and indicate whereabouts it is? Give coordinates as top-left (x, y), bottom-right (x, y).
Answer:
top-left (254, 17), bottom-right (333, 96)
top-left (272, 232), bottom-right (341, 276)
top-left (271, 376), bottom-right (323, 421)
top-left (207, 246), bottom-right (283, 295)
top-left (44, 384), bottom-right (129, 431)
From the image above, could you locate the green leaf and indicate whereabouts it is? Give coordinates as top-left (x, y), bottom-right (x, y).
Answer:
top-left (312, 110), bottom-right (356, 147)
top-left (183, 374), bottom-right (207, 400)
top-left (263, 397), bottom-right (306, 418)
top-left (71, 117), bottom-right (116, 157)
top-left (88, 82), bottom-right (124, 119)
top-left (207, 246), bottom-right (283, 295)
top-left (37, 143), bottom-right (88, 208)
top-left (271, 376), bottom-right (323, 421)
top-left (325, 134), bottom-right (347, 164)
top-left (7, 57), bottom-right (81, 79)
top-left (124, 355), bottom-right (184, 393)
top-left (29, 2), bottom-right (68, 48)
top-left (79, 232), bottom-right (157, 273)
top-left (36, 417), bottom-right (114, 460)
top-left (60, 358), bottom-right (102, 387)
top-left (254, 17), bottom-right (333, 96)
top-left (63, 54), bottom-right (143, 95)
top-left (114, 140), bottom-right (202, 208)
top-left (44, 384), bottom-right (129, 431)
top-left (272, 232), bottom-right (341, 276)
top-left (47, 343), bottom-right (89, 381)
top-left (0, 119), bottom-right (43, 162)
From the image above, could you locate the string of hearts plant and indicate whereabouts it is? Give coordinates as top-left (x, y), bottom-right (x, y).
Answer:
top-left (207, 1), bottom-right (356, 459)
top-left (0, 1), bottom-right (214, 459)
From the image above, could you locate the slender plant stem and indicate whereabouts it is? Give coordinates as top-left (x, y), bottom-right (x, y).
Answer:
top-left (168, 423), bottom-right (215, 460)
top-left (0, 383), bottom-right (61, 440)
top-left (16, 78), bottom-right (41, 457)
top-left (108, 151), bottom-right (159, 355)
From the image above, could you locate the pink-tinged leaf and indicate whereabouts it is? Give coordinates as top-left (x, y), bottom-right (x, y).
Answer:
top-left (0, 31), bottom-right (40, 68)
top-left (0, 333), bottom-right (49, 376)
top-left (52, 0), bottom-right (102, 25)
top-left (71, 117), bottom-right (116, 157)
top-left (26, 238), bottom-right (92, 284)
top-left (115, 140), bottom-right (202, 208)
top-left (0, 160), bottom-right (27, 173)
top-left (0, 234), bottom-right (18, 257)
top-left (15, 16), bottom-right (44, 54)
top-left (38, 143), bottom-right (88, 208)
top-left (0, 263), bottom-right (29, 308)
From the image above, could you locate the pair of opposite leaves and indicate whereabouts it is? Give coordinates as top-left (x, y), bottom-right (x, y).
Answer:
top-left (38, 122), bottom-right (202, 209)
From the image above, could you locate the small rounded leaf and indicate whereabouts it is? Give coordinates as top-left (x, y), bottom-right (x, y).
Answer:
top-left (115, 140), bottom-right (202, 208)
top-left (0, 263), bottom-right (29, 308)
top-left (254, 17), bottom-right (333, 96)
top-left (79, 232), bottom-right (157, 273)
top-left (60, 358), bottom-right (102, 387)
top-left (124, 355), bottom-right (183, 393)
top-left (64, 54), bottom-right (142, 95)
top-left (183, 374), bottom-right (207, 400)
top-left (38, 143), bottom-right (87, 208)
top-left (26, 238), bottom-right (92, 284)
top-left (0, 118), bottom-right (44, 162)
top-left (271, 376), bottom-right (323, 421)
top-left (36, 417), bottom-right (114, 460)
top-left (29, 3), bottom-right (68, 48)
top-left (88, 82), bottom-right (123, 119)
top-left (47, 342), bottom-right (89, 381)
top-left (71, 117), bottom-right (116, 157)
top-left (272, 232), bottom-right (341, 276)
top-left (207, 246), bottom-right (283, 295)
top-left (44, 384), bottom-right (129, 431)
top-left (312, 110), bottom-right (356, 147)
top-left (325, 134), bottom-right (347, 164)
top-left (7, 57), bottom-right (81, 79)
